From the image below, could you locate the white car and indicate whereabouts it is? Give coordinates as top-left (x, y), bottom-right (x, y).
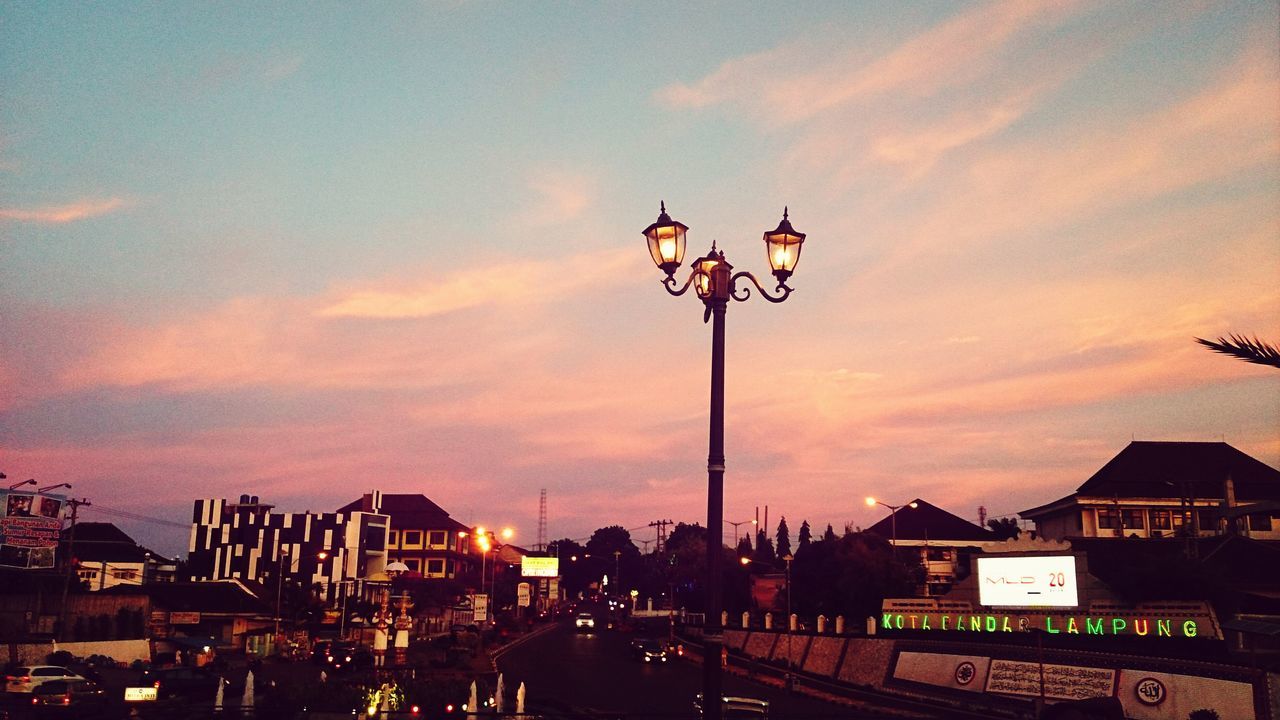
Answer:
top-left (574, 612), bottom-right (595, 629)
top-left (5, 665), bottom-right (86, 693)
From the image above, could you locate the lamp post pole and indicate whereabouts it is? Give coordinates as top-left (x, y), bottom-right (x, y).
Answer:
top-left (275, 547), bottom-right (289, 637)
top-left (783, 553), bottom-right (794, 691)
top-left (644, 203), bottom-right (806, 720)
top-left (866, 497), bottom-right (918, 549)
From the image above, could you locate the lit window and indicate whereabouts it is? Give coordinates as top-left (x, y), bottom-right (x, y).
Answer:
top-left (1150, 510), bottom-right (1172, 530)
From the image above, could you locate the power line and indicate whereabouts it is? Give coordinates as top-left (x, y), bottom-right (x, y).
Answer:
top-left (82, 504), bottom-right (189, 529)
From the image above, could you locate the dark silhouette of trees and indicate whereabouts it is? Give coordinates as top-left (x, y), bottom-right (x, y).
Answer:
top-left (987, 517), bottom-right (1021, 540)
top-left (789, 531), bottom-right (915, 621)
top-left (822, 524), bottom-right (837, 542)
top-left (735, 535), bottom-right (752, 559)
top-left (797, 520), bottom-right (812, 552)
top-left (775, 517), bottom-right (792, 560)
top-left (753, 529), bottom-right (775, 565)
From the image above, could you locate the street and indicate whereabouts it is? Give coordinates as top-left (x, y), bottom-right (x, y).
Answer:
top-left (495, 619), bottom-right (931, 719)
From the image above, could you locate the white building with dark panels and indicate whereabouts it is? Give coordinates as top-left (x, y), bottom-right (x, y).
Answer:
top-left (187, 492), bottom-right (390, 597)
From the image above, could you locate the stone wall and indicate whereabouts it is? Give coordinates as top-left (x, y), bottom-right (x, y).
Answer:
top-left (8, 638), bottom-right (151, 665)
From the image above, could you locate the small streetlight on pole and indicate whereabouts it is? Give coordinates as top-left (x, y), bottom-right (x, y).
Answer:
top-left (645, 202), bottom-right (806, 720)
top-left (865, 497), bottom-right (918, 549)
top-left (783, 553), bottom-right (794, 692)
top-left (38, 483), bottom-right (72, 494)
top-left (725, 518), bottom-right (757, 549)
top-left (7, 478), bottom-right (36, 490)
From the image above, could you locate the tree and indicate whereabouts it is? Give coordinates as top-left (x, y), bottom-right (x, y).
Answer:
top-left (987, 518), bottom-right (1021, 540)
top-left (735, 535), bottom-right (753, 559)
top-left (775, 517), bottom-right (792, 560)
top-left (752, 528), bottom-right (775, 564)
top-left (1196, 334), bottom-right (1280, 369)
top-left (823, 524), bottom-right (837, 542)
top-left (797, 520), bottom-right (812, 551)
top-left (789, 532), bottom-right (916, 620)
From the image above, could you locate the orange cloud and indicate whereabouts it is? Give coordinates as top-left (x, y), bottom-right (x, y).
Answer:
top-left (0, 198), bottom-right (126, 224)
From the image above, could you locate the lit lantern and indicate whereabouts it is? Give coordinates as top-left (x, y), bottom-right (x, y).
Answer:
top-left (643, 202), bottom-right (689, 277)
top-left (691, 248), bottom-right (732, 301)
top-left (763, 207), bottom-right (805, 284)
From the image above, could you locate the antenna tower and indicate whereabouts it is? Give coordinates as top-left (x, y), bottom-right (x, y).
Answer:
top-left (536, 488), bottom-right (547, 552)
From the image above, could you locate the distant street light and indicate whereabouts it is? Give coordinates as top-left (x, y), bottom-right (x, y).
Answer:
top-left (38, 483), bottom-right (72, 494)
top-left (645, 202), bottom-right (806, 720)
top-left (725, 518), bottom-right (757, 549)
top-left (7, 478), bottom-right (36, 490)
top-left (865, 497), bottom-right (918, 548)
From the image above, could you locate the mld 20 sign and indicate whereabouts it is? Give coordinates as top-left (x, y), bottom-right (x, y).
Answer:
top-left (976, 555), bottom-right (1078, 608)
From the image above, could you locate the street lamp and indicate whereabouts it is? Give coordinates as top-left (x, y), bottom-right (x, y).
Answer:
top-left (725, 518), bottom-right (757, 549)
top-left (7, 478), bottom-right (36, 490)
top-left (645, 202), bottom-right (805, 720)
top-left (275, 546), bottom-right (290, 637)
top-left (865, 497), bottom-right (918, 548)
top-left (38, 483), bottom-right (72, 493)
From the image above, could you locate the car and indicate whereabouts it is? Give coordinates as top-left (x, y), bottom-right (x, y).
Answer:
top-left (138, 666), bottom-right (226, 700)
top-left (694, 694), bottom-right (769, 719)
top-left (4, 666), bottom-right (85, 694)
top-left (573, 612), bottom-right (595, 630)
top-left (630, 639), bottom-right (668, 663)
top-left (27, 678), bottom-right (108, 710)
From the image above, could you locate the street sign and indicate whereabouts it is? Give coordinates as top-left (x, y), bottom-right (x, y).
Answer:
top-left (472, 594), bottom-right (488, 623)
top-left (517, 582), bottom-right (531, 607)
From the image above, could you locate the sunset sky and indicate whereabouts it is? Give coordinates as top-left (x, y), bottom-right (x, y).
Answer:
top-left (2, 2), bottom-right (1277, 557)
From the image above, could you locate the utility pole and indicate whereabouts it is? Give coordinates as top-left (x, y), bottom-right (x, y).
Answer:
top-left (59, 498), bottom-right (90, 639)
top-left (648, 519), bottom-right (673, 554)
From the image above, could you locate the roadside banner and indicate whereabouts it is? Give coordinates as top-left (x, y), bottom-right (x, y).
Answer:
top-left (0, 490), bottom-right (65, 569)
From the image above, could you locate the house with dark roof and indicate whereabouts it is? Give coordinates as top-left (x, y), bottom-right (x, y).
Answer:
top-left (101, 579), bottom-right (273, 651)
top-left (62, 522), bottom-right (176, 591)
top-left (337, 493), bottom-right (476, 580)
top-left (1019, 441), bottom-right (1280, 541)
top-left (865, 499), bottom-right (998, 596)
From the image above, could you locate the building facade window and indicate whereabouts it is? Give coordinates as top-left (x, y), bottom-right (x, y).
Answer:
top-left (1121, 509), bottom-right (1145, 530)
top-left (1150, 510), bottom-right (1172, 530)
top-left (388, 530), bottom-right (399, 546)
top-left (427, 559), bottom-right (445, 575)
top-left (403, 530), bottom-right (422, 546)
top-left (404, 558), bottom-right (420, 572)
top-left (1248, 513), bottom-right (1274, 531)
top-left (1096, 508), bottom-right (1119, 530)
top-left (111, 569), bottom-right (138, 580)
top-left (428, 530), bottom-right (446, 547)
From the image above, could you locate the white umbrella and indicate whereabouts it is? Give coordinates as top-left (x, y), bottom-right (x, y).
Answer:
top-left (468, 680), bottom-right (478, 715)
top-left (495, 674), bottom-right (505, 713)
top-left (516, 682), bottom-right (526, 714)
top-left (213, 677), bottom-right (224, 710)
top-left (241, 670), bottom-right (254, 709)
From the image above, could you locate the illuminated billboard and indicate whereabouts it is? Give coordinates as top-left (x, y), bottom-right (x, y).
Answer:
top-left (976, 555), bottom-right (1078, 608)
top-left (521, 556), bottom-right (559, 577)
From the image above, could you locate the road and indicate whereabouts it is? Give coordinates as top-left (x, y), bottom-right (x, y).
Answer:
top-left (495, 620), bottom-right (930, 719)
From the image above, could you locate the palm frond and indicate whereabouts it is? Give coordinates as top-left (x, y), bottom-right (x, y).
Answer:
top-left (1195, 334), bottom-right (1280, 369)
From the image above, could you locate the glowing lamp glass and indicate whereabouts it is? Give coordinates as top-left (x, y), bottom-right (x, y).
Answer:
top-left (763, 208), bottom-right (805, 282)
top-left (643, 203), bottom-right (689, 276)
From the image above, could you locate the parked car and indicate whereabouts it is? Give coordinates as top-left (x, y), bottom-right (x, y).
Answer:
top-left (4, 666), bottom-right (85, 694)
top-left (629, 639), bottom-right (668, 663)
top-left (27, 678), bottom-right (108, 711)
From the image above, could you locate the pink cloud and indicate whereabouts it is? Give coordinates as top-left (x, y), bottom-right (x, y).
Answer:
top-left (0, 198), bottom-right (126, 224)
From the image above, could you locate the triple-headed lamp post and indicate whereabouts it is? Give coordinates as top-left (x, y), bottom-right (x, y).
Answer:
top-left (644, 202), bottom-right (806, 720)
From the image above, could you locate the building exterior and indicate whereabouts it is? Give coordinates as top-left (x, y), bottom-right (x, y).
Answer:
top-left (63, 522), bottom-right (175, 591)
top-left (1019, 441), bottom-right (1280, 541)
top-left (187, 493), bottom-right (389, 598)
top-left (865, 499), bottom-right (999, 596)
top-left (337, 493), bottom-right (475, 580)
